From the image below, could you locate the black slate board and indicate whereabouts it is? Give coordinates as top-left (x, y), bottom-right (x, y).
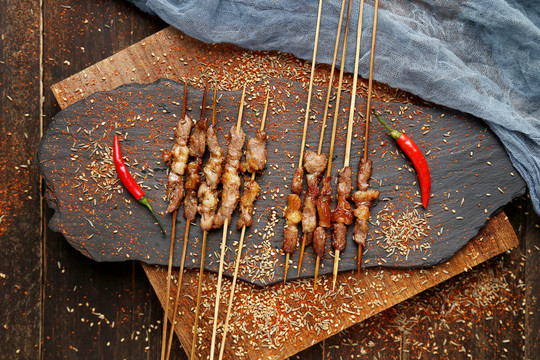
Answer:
top-left (38, 78), bottom-right (526, 286)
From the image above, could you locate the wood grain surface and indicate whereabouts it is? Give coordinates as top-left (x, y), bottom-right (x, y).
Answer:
top-left (49, 25), bottom-right (525, 359)
top-left (1, 1), bottom-right (539, 359)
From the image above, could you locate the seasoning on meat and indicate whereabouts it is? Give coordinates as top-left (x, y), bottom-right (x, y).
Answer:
top-left (351, 157), bottom-right (380, 246)
top-left (237, 179), bottom-right (261, 229)
top-left (302, 150), bottom-right (327, 236)
top-left (317, 176), bottom-right (333, 228)
top-left (164, 114), bottom-right (193, 213)
top-left (331, 166), bottom-right (354, 252)
top-left (282, 194), bottom-right (302, 254)
top-left (237, 129), bottom-right (267, 229)
top-left (213, 126), bottom-right (246, 228)
top-left (291, 167), bottom-right (304, 194)
top-left (240, 130), bottom-right (268, 174)
top-left (357, 158), bottom-right (372, 191)
top-left (183, 118), bottom-right (207, 222)
top-left (313, 226), bottom-right (327, 258)
top-left (198, 124), bottom-right (224, 231)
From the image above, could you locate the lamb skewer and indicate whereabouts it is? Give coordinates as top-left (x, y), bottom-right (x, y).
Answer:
top-left (330, 0), bottom-right (367, 290)
top-left (354, 0), bottom-right (381, 278)
top-left (165, 85), bottom-right (208, 360)
top-left (282, 0), bottom-right (325, 283)
top-left (160, 80), bottom-right (188, 360)
top-left (297, 0), bottom-right (350, 276)
top-left (190, 86), bottom-right (223, 360)
top-left (209, 85), bottom-right (247, 360)
top-left (311, 0), bottom-right (354, 289)
top-left (218, 91), bottom-right (270, 360)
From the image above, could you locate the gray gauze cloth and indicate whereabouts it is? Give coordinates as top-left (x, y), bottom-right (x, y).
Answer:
top-left (130, 0), bottom-right (540, 213)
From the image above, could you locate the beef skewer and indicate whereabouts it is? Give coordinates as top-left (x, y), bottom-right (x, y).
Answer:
top-left (165, 85), bottom-right (208, 360)
top-left (354, 0), bottom-right (381, 278)
top-left (160, 80), bottom-right (188, 360)
top-left (218, 91), bottom-right (270, 360)
top-left (209, 85), bottom-right (247, 360)
top-left (282, 0), bottom-right (324, 283)
top-left (190, 86), bottom-right (222, 360)
top-left (297, 0), bottom-right (350, 277)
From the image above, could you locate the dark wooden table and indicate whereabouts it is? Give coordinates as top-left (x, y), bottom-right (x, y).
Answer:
top-left (1, 1), bottom-right (538, 359)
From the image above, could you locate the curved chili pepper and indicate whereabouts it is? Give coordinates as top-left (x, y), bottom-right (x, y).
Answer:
top-left (373, 112), bottom-right (431, 209)
top-left (113, 134), bottom-right (166, 234)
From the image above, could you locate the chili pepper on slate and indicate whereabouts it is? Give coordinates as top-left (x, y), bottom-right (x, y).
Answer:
top-left (113, 134), bottom-right (166, 234)
top-left (373, 112), bottom-right (431, 209)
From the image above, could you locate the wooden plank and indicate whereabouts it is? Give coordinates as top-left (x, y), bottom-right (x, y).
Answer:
top-left (50, 25), bottom-right (520, 359)
top-left (0, 0), bottom-right (43, 358)
top-left (40, 1), bottom-right (175, 359)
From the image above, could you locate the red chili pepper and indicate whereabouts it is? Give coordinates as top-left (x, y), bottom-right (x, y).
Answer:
top-left (113, 135), bottom-right (166, 234)
top-left (373, 112), bottom-right (431, 209)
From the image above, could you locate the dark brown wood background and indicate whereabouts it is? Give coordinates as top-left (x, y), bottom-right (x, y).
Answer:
top-left (0, 0), bottom-right (538, 359)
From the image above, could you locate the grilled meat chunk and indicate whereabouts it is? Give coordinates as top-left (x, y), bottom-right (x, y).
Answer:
top-left (317, 176), bottom-right (333, 228)
top-left (291, 167), bottom-right (304, 194)
top-left (213, 126), bottom-right (246, 228)
top-left (165, 114), bottom-right (193, 213)
top-left (240, 130), bottom-right (268, 174)
top-left (313, 226), bottom-right (327, 258)
top-left (237, 179), bottom-right (261, 229)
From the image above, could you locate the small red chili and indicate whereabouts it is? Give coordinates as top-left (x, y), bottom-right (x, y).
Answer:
top-left (113, 134), bottom-right (166, 234)
top-left (373, 112), bottom-right (431, 209)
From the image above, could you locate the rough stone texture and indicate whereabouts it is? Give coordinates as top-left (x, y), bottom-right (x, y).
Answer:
top-left (38, 78), bottom-right (526, 286)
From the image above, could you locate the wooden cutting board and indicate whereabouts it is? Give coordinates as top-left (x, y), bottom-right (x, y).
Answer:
top-left (50, 27), bottom-right (519, 359)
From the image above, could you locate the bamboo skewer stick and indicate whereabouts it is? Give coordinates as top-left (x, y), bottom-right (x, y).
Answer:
top-left (218, 92), bottom-right (269, 360)
top-left (190, 86), bottom-right (219, 360)
top-left (313, 0), bottom-right (354, 290)
top-left (165, 84), bottom-right (208, 360)
top-left (332, 0), bottom-right (367, 291)
top-left (357, 0), bottom-right (380, 279)
top-left (209, 85), bottom-right (246, 360)
top-left (161, 80), bottom-right (188, 360)
top-left (284, 0), bottom-right (324, 284)
top-left (298, 0), bottom-right (350, 277)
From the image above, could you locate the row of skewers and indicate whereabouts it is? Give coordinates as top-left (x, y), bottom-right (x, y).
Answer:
top-left (158, 81), bottom-right (270, 360)
top-left (283, 0), bottom-right (381, 291)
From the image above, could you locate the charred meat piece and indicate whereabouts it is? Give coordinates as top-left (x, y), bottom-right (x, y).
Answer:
top-left (198, 124), bottom-right (225, 231)
top-left (317, 176), bottom-right (333, 228)
top-left (237, 179), bottom-right (261, 229)
top-left (164, 114), bottom-right (193, 213)
top-left (213, 126), bottom-right (246, 228)
top-left (188, 118), bottom-right (207, 158)
top-left (184, 159), bottom-right (202, 222)
top-left (357, 158), bottom-right (373, 191)
top-left (313, 226), bottom-right (327, 258)
top-left (291, 167), bottom-right (304, 194)
top-left (203, 124), bottom-right (225, 188)
top-left (301, 174), bottom-right (319, 235)
top-left (303, 150), bottom-right (327, 177)
top-left (305, 231), bottom-right (314, 247)
top-left (240, 130), bottom-right (268, 173)
top-left (351, 190), bottom-right (380, 246)
top-left (282, 194), bottom-right (302, 254)
top-left (332, 166), bottom-right (354, 226)
top-left (331, 223), bottom-right (347, 252)
top-left (282, 224), bottom-right (299, 254)
top-left (183, 119), bottom-right (207, 222)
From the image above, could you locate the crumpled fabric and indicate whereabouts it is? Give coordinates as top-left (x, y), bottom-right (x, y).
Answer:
top-left (129, 0), bottom-right (540, 213)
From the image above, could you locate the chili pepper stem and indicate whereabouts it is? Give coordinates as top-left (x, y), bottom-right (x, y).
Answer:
top-left (139, 195), bottom-right (166, 234)
top-left (373, 112), bottom-right (401, 140)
